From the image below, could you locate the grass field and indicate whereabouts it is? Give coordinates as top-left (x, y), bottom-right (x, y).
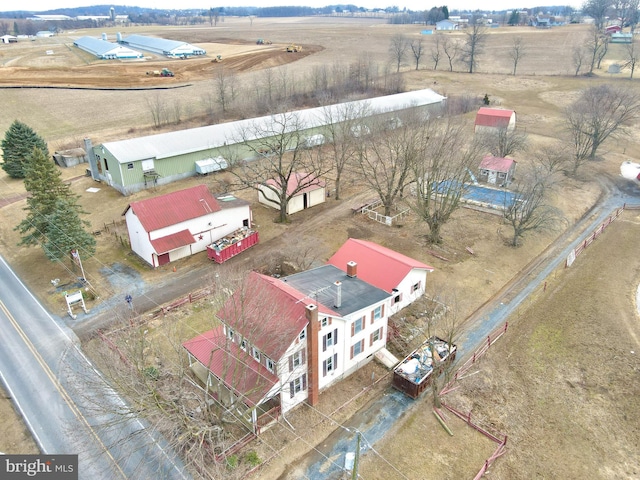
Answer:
top-left (0, 17), bottom-right (639, 479)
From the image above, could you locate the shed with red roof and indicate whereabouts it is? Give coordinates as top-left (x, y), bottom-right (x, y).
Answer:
top-left (474, 107), bottom-right (516, 134)
top-left (123, 184), bottom-right (252, 267)
top-left (478, 155), bottom-right (517, 186)
top-left (257, 172), bottom-right (326, 215)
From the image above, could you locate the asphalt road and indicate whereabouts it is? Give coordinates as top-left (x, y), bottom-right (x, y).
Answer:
top-left (0, 255), bottom-right (191, 480)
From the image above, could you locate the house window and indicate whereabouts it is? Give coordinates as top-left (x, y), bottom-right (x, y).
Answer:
top-left (252, 346), bottom-right (260, 362)
top-left (290, 349), bottom-right (305, 370)
top-left (323, 328), bottom-right (338, 351)
top-left (392, 293), bottom-right (402, 305)
top-left (370, 327), bottom-right (382, 346)
top-left (412, 281), bottom-right (421, 293)
top-left (352, 317), bottom-right (364, 336)
top-left (481, 169), bottom-right (489, 175)
top-left (373, 305), bottom-right (383, 321)
top-left (321, 317), bottom-right (328, 328)
top-left (127, 163), bottom-right (134, 170)
top-left (350, 339), bottom-right (364, 359)
top-left (498, 172), bottom-right (506, 178)
top-left (227, 328), bottom-right (235, 342)
top-left (299, 329), bottom-right (306, 341)
top-left (240, 339), bottom-right (247, 351)
top-left (266, 357), bottom-right (275, 373)
top-left (323, 353), bottom-right (338, 376)
top-left (289, 374), bottom-right (307, 398)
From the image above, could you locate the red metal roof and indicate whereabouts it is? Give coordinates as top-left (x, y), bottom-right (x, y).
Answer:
top-left (216, 272), bottom-right (337, 361)
top-left (327, 239), bottom-right (434, 293)
top-left (475, 107), bottom-right (515, 128)
top-left (479, 155), bottom-right (516, 172)
top-left (182, 326), bottom-right (278, 407)
top-left (265, 172), bottom-right (326, 196)
top-left (150, 229), bottom-right (195, 254)
top-left (125, 184), bottom-right (221, 232)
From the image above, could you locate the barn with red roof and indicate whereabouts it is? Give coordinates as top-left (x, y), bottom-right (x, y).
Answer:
top-left (123, 184), bottom-right (252, 267)
top-left (257, 172), bottom-right (326, 215)
top-left (474, 107), bottom-right (516, 134)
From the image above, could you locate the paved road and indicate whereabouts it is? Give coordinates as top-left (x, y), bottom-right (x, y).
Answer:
top-left (0, 255), bottom-right (191, 480)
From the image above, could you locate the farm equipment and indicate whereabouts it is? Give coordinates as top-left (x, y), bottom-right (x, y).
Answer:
top-left (286, 44), bottom-right (302, 52)
top-left (256, 39), bottom-right (272, 45)
top-left (146, 68), bottom-right (174, 77)
top-left (211, 55), bottom-right (223, 63)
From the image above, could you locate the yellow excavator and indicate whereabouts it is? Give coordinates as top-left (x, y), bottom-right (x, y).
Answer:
top-left (286, 44), bottom-right (302, 53)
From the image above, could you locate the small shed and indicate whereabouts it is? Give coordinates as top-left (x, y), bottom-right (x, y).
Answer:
top-left (474, 107), bottom-right (516, 134)
top-left (53, 148), bottom-right (87, 168)
top-left (0, 35), bottom-right (17, 44)
top-left (258, 172), bottom-right (326, 215)
top-left (478, 155), bottom-right (517, 186)
top-left (436, 20), bottom-right (458, 30)
top-left (606, 25), bottom-right (621, 35)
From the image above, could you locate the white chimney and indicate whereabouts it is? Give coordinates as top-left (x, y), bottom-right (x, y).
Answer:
top-left (334, 281), bottom-right (342, 308)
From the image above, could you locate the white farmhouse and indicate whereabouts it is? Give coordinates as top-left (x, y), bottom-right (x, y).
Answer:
top-left (123, 184), bottom-right (252, 267)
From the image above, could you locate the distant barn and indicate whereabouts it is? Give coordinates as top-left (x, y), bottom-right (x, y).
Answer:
top-left (119, 34), bottom-right (206, 58)
top-left (74, 36), bottom-right (143, 59)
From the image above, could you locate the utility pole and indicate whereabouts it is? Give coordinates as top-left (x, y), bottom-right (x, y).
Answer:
top-left (71, 249), bottom-right (86, 282)
top-left (352, 430), bottom-right (361, 480)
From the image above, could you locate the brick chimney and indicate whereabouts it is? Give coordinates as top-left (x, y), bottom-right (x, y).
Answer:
top-left (347, 261), bottom-right (357, 278)
top-left (305, 304), bottom-right (319, 406)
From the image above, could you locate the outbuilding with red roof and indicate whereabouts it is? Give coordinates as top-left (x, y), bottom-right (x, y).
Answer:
top-left (123, 184), bottom-right (252, 267)
top-left (478, 155), bottom-right (517, 186)
top-left (474, 107), bottom-right (516, 134)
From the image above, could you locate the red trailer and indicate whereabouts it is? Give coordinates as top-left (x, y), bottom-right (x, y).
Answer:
top-left (207, 229), bottom-right (259, 264)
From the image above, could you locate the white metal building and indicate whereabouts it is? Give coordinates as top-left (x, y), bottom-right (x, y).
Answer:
top-left (120, 34), bottom-right (206, 57)
top-left (74, 36), bottom-right (143, 59)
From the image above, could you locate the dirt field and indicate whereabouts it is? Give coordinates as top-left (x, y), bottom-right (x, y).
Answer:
top-left (0, 17), bottom-right (639, 478)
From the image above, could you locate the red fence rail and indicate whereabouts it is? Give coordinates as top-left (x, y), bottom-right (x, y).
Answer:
top-left (567, 206), bottom-right (625, 266)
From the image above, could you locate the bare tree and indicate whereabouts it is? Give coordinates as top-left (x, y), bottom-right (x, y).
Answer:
top-left (564, 84), bottom-right (640, 175)
top-left (532, 142), bottom-right (571, 179)
top-left (431, 34), bottom-right (442, 70)
top-left (582, 0), bottom-right (612, 30)
top-left (508, 36), bottom-right (526, 75)
top-left (320, 101), bottom-right (370, 200)
top-left (146, 93), bottom-right (167, 128)
top-left (503, 173), bottom-right (565, 247)
top-left (388, 33), bottom-right (410, 73)
top-left (224, 112), bottom-right (332, 223)
top-left (442, 35), bottom-right (459, 72)
top-left (624, 39), bottom-right (640, 78)
top-left (572, 45), bottom-right (587, 76)
top-left (353, 109), bottom-right (421, 217)
top-left (410, 37), bottom-right (425, 70)
top-left (214, 67), bottom-right (238, 114)
top-left (586, 25), bottom-right (609, 73)
top-left (612, 0), bottom-right (639, 30)
top-left (461, 18), bottom-right (488, 73)
top-left (477, 127), bottom-right (528, 158)
top-left (409, 117), bottom-right (482, 244)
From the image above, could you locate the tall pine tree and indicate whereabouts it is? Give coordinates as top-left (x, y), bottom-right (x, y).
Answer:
top-left (1, 120), bottom-right (49, 178)
top-left (43, 198), bottom-right (96, 263)
top-left (15, 147), bottom-right (89, 260)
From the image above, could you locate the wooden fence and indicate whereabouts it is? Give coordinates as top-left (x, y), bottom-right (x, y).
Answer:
top-left (566, 206), bottom-right (625, 267)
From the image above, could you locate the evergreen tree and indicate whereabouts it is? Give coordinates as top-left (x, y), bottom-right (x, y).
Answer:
top-left (1, 120), bottom-right (49, 178)
top-left (15, 147), bottom-right (82, 249)
top-left (508, 10), bottom-right (520, 25)
top-left (43, 198), bottom-right (96, 263)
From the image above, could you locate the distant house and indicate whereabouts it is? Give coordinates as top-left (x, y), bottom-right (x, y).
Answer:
top-left (436, 19), bottom-right (458, 30)
top-left (606, 25), bottom-right (622, 35)
top-left (611, 32), bottom-right (633, 43)
top-left (0, 35), bottom-right (17, 44)
top-left (183, 239), bottom-right (433, 433)
top-left (533, 16), bottom-right (551, 28)
top-left (478, 155), bottom-right (517, 186)
top-left (258, 172), bottom-right (326, 215)
top-left (474, 107), bottom-right (517, 134)
top-left (123, 185), bottom-right (252, 267)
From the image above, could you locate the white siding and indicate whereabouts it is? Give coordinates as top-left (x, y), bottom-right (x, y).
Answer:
top-left (389, 268), bottom-right (429, 314)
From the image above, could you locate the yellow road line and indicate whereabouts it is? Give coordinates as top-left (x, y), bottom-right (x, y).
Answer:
top-left (0, 300), bottom-right (127, 479)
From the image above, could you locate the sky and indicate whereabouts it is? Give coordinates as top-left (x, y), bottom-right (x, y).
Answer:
top-left (3, 1), bottom-right (583, 14)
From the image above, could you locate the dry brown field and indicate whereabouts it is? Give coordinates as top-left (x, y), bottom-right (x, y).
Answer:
top-left (0, 17), bottom-right (639, 479)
